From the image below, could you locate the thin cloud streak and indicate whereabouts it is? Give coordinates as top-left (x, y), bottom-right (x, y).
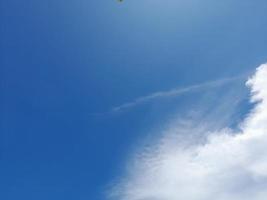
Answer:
top-left (112, 75), bottom-right (245, 113)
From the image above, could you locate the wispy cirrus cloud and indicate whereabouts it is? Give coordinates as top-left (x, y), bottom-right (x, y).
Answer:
top-left (111, 75), bottom-right (245, 113)
top-left (109, 64), bottom-right (267, 200)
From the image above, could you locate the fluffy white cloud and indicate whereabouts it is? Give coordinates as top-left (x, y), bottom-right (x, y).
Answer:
top-left (109, 64), bottom-right (267, 200)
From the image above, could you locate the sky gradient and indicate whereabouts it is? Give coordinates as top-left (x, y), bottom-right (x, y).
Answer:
top-left (1, 1), bottom-right (267, 200)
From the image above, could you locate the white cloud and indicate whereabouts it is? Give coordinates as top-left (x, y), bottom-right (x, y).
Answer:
top-left (109, 64), bottom-right (267, 200)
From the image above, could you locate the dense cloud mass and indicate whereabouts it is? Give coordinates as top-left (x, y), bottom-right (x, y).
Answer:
top-left (110, 64), bottom-right (267, 200)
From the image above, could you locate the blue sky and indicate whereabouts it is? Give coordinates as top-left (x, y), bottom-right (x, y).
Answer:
top-left (1, 1), bottom-right (267, 200)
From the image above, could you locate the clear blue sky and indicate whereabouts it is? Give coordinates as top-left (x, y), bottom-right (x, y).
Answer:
top-left (1, 0), bottom-right (267, 200)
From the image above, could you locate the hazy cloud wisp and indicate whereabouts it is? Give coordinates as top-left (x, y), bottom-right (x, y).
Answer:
top-left (112, 76), bottom-right (244, 113)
